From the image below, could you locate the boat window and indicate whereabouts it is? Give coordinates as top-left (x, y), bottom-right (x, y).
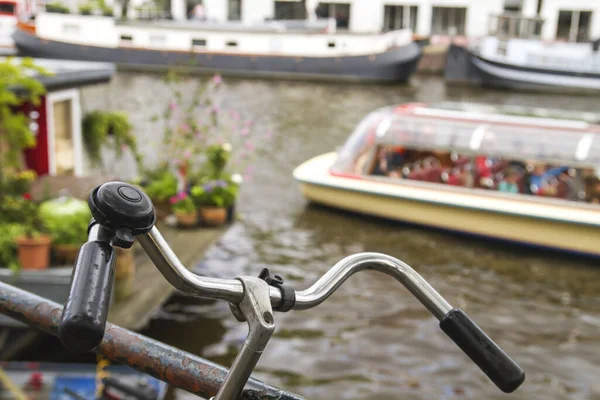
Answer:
top-left (192, 38), bottom-right (207, 47)
top-left (0, 2), bottom-right (15, 14)
top-left (226, 40), bottom-right (238, 47)
top-left (120, 34), bottom-right (133, 43)
top-left (366, 145), bottom-right (594, 203)
top-left (331, 108), bottom-right (391, 175)
top-left (327, 41), bottom-right (336, 48)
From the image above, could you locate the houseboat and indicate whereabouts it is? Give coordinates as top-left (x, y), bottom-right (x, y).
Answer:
top-left (294, 102), bottom-right (600, 257)
top-left (12, 12), bottom-right (422, 83)
top-left (446, 13), bottom-right (600, 92)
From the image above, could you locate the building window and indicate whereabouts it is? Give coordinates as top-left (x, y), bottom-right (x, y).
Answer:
top-left (316, 3), bottom-right (351, 29)
top-left (383, 5), bottom-right (418, 32)
top-left (503, 0), bottom-right (522, 13)
top-left (556, 10), bottom-right (592, 42)
top-left (274, 1), bottom-right (307, 20)
top-left (228, 0), bottom-right (241, 21)
top-left (431, 7), bottom-right (467, 35)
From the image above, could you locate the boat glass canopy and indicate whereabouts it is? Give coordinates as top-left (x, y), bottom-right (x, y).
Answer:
top-left (331, 103), bottom-right (600, 174)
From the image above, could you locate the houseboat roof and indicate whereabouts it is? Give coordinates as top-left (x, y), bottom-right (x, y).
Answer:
top-left (332, 102), bottom-right (600, 174)
top-left (2, 57), bottom-right (115, 91)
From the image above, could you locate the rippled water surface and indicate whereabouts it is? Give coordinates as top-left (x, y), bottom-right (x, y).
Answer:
top-left (89, 74), bottom-right (600, 399)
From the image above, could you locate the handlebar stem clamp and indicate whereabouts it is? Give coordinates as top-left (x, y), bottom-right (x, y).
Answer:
top-left (258, 268), bottom-right (295, 312)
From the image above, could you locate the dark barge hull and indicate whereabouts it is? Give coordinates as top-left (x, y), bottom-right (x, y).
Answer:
top-left (13, 29), bottom-right (422, 83)
top-left (444, 43), bottom-right (600, 93)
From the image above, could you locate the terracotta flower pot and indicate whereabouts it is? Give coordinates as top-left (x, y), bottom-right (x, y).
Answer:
top-left (199, 206), bottom-right (227, 226)
top-left (16, 235), bottom-right (52, 270)
top-left (53, 244), bottom-right (80, 266)
top-left (175, 210), bottom-right (198, 228)
top-left (154, 199), bottom-right (172, 221)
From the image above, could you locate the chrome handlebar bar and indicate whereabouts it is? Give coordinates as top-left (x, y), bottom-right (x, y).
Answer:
top-left (137, 227), bottom-right (452, 318)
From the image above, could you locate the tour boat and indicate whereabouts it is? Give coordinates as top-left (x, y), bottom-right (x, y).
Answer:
top-left (445, 14), bottom-right (600, 93)
top-left (13, 12), bottom-right (422, 83)
top-left (294, 102), bottom-right (600, 257)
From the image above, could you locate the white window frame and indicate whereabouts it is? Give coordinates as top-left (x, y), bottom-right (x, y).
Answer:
top-left (46, 88), bottom-right (83, 177)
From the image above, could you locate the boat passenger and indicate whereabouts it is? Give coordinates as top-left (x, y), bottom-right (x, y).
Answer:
top-left (371, 147), bottom-right (390, 176)
top-left (528, 164), bottom-right (547, 194)
top-left (498, 169), bottom-right (521, 194)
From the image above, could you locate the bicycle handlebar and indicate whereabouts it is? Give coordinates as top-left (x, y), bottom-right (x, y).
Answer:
top-left (59, 182), bottom-right (524, 394)
top-left (58, 223), bottom-right (116, 352)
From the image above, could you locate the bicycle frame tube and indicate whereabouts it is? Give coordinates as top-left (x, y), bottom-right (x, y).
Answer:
top-left (0, 281), bottom-right (303, 400)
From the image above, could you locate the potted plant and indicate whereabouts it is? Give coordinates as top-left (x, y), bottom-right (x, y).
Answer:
top-left (78, 3), bottom-right (94, 14)
top-left (14, 194), bottom-right (52, 270)
top-left (0, 224), bottom-right (26, 271)
top-left (38, 197), bottom-right (91, 265)
top-left (191, 178), bottom-right (238, 226)
top-left (141, 168), bottom-right (178, 220)
top-left (170, 192), bottom-right (197, 228)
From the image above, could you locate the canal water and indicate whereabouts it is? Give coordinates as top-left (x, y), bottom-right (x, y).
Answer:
top-left (70, 74), bottom-right (600, 399)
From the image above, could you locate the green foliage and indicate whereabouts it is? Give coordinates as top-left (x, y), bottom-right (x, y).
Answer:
top-left (102, 5), bottom-right (114, 16)
top-left (2, 169), bottom-right (36, 197)
top-left (0, 58), bottom-right (48, 205)
top-left (82, 111), bottom-right (142, 168)
top-left (45, 2), bottom-right (70, 13)
top-left (205, 144), bottom-right (231, 179)
top-left (0, 195), bottom-right (35, 224)
top-left (142, 169), bottom-right (177, 202)
top-left (0, 224), bottom-right (26, 269)
top-left (39, 198), bottom-right (91, 245)
top-left (78, 3), bottom-right (94, 14)
top-left (191, 178), bottom-right (238, 208)
top-left (170, 193), bottom-right (196, 213)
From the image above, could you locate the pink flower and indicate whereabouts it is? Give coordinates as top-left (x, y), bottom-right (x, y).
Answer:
top-left (169, 196), bottom-right (178, 204)
top-left (244, 141), bottom-right (254, 151)
top-left (245, 165), bottom-right (254, 174)
top-left (172, 158), bottom-right (181, 166)
top-left (195, 132), bottom-right (203, 140)
top-left (177, 192), bottom-right (187, 200)
top-left (121, 144), bottom-right (129, 151)
top-left (244, 120), bottom-right (253, 128)
top-left (168, 102), bottom-right (177, 111)
top-left (212, 74), bottom-right (223, 85)
top-left (211, 105), bottom-right (220, 114)
top-left (240, 127), bottom-right (250, 136)
top-left (183, 149), bottom-right (192, 159)
top-left (180, 123), bottom-right (190, 132)
top-left (229, 110), bottom-right (240, 120)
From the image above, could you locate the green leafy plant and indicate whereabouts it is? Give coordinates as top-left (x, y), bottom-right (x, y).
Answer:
top-left (102, 5), bottom-right (114, 16)
top-left (169, 192), bottom-right (195, 213)
top-left (0, 57), bottom-right (48, 208)
top-left (78, 3), bottom-right (94, 14)
top-left (191, 178), bottom-right (238, 208)
top-left (39, 198), bottom-right (91, 246)
top-left (45, 2), bottom-right (70, 13)
top-left (0, 223), bottom-right (26, 269)
top-left (82, 111), bottom-right (142, 169)
top-left (142, 169), bottom-right (178, 203)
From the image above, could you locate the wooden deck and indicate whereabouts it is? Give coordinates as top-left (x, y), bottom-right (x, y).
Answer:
top-left (107, 224), bottom-right (226, 331)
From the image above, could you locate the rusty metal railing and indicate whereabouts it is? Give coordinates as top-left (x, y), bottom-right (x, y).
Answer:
top-left (0, 281), bottom-right (302, 400)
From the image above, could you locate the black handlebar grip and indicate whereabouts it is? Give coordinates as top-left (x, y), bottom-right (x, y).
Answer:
top-left (440, 308), bottom-right (525, 393)
top-left (58, 240), bottom-right (116, 353)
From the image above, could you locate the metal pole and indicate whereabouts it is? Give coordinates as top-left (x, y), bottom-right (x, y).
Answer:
top-left (0, 281), bottom-right (303, 400)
